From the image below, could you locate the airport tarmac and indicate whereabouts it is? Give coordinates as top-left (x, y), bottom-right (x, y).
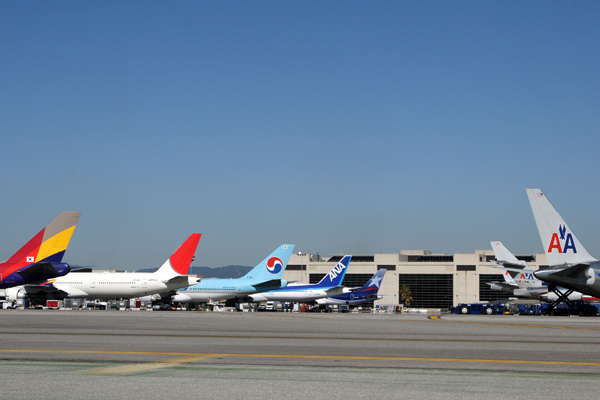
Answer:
top-left (1, 310), bottom-right (600, 399)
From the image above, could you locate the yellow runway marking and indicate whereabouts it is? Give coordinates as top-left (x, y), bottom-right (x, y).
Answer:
top-left (2, 349), bottom-right (600, 367)
top-left (428, 314), bottom-right (600, 331)
top-left (79, 355), bottom-right (219, 375)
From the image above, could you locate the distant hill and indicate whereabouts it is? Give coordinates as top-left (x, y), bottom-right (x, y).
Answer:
top-left (135, 265), bottom-right (252, 278)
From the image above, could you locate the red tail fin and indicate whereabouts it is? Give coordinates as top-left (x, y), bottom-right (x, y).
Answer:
top-left (169, 233), bottom-right (201, 275)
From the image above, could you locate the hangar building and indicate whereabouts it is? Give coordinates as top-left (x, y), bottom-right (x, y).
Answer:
top-left (283, 250), bottom-right (548, 309)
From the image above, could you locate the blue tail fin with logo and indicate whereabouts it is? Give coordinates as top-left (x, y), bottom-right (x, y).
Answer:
top-left (317, 255), bottom-right (351, 287)
top-left (242, 244), bottom-right (295, 282)
top-left (359, 268), bottom-right (386, 292)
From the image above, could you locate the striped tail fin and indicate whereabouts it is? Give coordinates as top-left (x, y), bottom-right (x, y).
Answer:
top-left (6, 212), bottom-right (81, 265)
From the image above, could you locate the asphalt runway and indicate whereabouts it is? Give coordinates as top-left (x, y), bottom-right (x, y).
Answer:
top-left (1, 310), bottom-right (600, 399)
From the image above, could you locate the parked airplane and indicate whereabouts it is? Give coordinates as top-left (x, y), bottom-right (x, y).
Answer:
top-left (246, 255), bottom-right (351, 303)
top-left (526, 188), bottom-right (600, 303)
top-left (14, 233), bottom-right (201, 302)
top-left (487, 241), bottom-right (583, 302)
top-left (170, 244), bottom-right (294, 304)
top-left (315, 268), bottom-right (386, 306)
top-left (0, 212), bottom-right (80, 289)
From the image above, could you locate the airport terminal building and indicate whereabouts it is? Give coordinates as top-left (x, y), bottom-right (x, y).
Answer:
top-left (284, 250), bottom-right (548, 309)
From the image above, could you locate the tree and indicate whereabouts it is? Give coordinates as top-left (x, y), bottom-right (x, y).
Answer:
top-left (399, 284), bottom-right (412, 306)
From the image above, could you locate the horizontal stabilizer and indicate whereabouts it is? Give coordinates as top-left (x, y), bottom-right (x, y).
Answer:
top-left (536, 264), bottom-right (591, 280)
top-left (164, 275), bottom-right (196, 289)
top-left (16, 262), bottom-right (60, 276)
top-left (325, 286), bottom-right (345, 296)
top-left (485, 281), bottom-right (518, 290)
top-left (252, 279), bottom-right (285, 289)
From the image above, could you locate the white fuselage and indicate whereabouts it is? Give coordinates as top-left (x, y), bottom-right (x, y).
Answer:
top-left (172, 288), bottom-right (253, 303)
top-left (249, 284), bottom-right (344, 303)
top-left (50, 272), bottom-right (190, 299)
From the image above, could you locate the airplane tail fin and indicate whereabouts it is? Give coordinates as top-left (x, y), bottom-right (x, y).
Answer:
top-left (359, 268), bottom-right (386, 292)
top-left (242, 245), bottom-right (295, 281)
top-left (526, 189), bottom-right (597, 266)
top-left (6, 212), bottom-right (81, 265)
top-left (156, 233), bottom-right (202, 276)
top-left (490, 241), bottom-right (528, 269)
top-left (317, 255), bottom-right (351, 287)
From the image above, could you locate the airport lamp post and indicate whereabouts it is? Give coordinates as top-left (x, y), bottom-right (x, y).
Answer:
top-left (298, 252), bottom-right (303, 283)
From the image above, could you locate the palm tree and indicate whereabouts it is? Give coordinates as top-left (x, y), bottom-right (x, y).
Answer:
top-left (399, 284), bottom-right (412, 306)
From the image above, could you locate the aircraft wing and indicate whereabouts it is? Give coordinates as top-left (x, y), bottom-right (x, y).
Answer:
top-left (21, 283), bottom-right (87, 298)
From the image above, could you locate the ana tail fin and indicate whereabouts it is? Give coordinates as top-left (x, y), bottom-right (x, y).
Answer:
top-left (156, 233), bottom-right (202, 276)
top-left (242, 245), bottom-right (295, 281)
top-left (526, 189), bottom-right (597, 266)
top-left (6, 212), bottom-right (81, 265)
top-left (317, 255), bottom-right (351, 287)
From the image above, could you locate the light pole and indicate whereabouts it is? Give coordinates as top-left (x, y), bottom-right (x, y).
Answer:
top-left (298, 252), bottom-right (303, 284)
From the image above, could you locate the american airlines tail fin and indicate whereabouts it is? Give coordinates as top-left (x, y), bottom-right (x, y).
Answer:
top-left (5, 212), bottom-right (81, 265)
top-left (526, 189), bottom-right (597, 267)
top-left (242, 245), bottom-right (295, 282)
top-left (156, 233), bottom-right (202, 276)
top-left (490, 241), bottom-right (528, 269)
top-left (317, 256), bottom-right (351, 287)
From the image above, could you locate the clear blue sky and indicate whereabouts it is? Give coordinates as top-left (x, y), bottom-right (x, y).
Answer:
top-left (1, 2), bottom-right (599, 270)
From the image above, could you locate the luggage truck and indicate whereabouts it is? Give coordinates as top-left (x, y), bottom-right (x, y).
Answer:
top-left (452, 302), bottom-right (509, 315)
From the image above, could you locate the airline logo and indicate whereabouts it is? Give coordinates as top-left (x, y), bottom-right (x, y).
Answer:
top-left (266, 257), bottom-right (283, 275)
top-left (368, 275), bottom-right (383, 288)
top-left (547, 224), bottom-right (577, 254)
top-left (518, 272), bottom-right (535, 280)
top-left (328, 261), bottom-right (347, 280)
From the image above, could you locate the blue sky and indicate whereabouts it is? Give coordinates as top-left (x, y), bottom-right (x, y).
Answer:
top-left (1, 2), bottom-right (599, 270)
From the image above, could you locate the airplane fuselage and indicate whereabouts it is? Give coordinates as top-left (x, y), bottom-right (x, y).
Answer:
top-left (248, 284), bottom-right (344, 303)
top-left (49, 272), bottom-right (190, 299)
top-left (172, 279), bottom-right (287, 303)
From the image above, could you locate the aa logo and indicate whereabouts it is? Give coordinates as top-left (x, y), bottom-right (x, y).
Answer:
top-left (547, 225), bottom-right (577, 254)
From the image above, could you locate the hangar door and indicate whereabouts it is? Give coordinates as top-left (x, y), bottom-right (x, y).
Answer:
top-left (398, 274), bottom-right (453, 309)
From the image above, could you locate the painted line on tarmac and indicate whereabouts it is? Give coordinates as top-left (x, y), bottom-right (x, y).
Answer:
top-left (3, 349), bottom-right (600, 367)
top-left (428, 314), bottom-right (600, 331)
top-left (0, 331), bottom-right (599, 345)
top-left (78, 355), bottom-right (220, 375)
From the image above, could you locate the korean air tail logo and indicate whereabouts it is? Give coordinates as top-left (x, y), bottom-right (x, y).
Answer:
top-left (547, 224), bottom-right (577, 254)
top-left (328, 261), bottom-right (346, 281)
top-left (266, 257), bottom-right (283, 275)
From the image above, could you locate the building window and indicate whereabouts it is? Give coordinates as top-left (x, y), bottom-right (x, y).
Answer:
top-left (328, 255), bottom-right (375, 263)
top-left (378, 265), bottom-right (396, 270)
top-left (407, 255), bottom-right (454, 262)
top-left (398, 274), bottom-right (453, 309)
top-left (479, 274), bottom-right (511, 301)
top-left (456, 265), bottom-right (476, 271)
top-left (286, 265), bottom-right (302, 271)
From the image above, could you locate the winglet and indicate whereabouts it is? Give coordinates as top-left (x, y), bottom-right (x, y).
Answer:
top-left (157, 233), bottom-right (201, 276)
